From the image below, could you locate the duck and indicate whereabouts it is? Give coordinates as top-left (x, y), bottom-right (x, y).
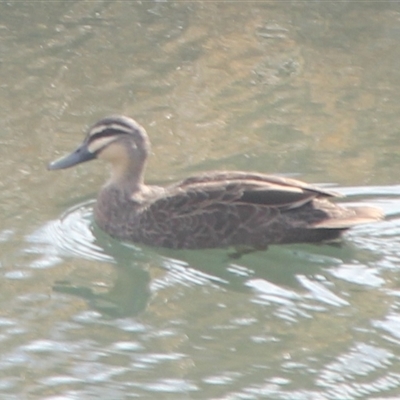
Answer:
top-left (48, 115), bottom-right (383, 251)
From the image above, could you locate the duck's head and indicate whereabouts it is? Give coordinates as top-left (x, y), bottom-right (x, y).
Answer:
top-left (48, 116), bottom-right (150, 183)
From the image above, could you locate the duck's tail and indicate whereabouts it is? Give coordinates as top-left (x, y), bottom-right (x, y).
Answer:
top-left (312, 205), bottom-right (384, 230)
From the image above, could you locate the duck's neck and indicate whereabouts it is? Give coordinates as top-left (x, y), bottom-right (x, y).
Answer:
top-left (97, 138), bottom-right (148, 196)
top-left (94, 142), bottom-right (147, 235)
top-left (95, 163), bottom-right (147, 240)
top-left (108, 157), bottom-right (146, 196)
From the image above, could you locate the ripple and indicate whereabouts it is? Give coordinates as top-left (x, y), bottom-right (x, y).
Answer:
top-left (297, 275), bottom-right (349, 307)
top-left (23, 339), bottom-right (77, 354)
top-left (373, 313), bottom-right (400, 343)
top-left (111, 341), bottom-right (143, 352)
top-left (328, 263), bottom-right (385, 287)
top-left (4, 270), bottom-right (32, 280)
top-left (135, 352), bottom-right (186, 365)
top-left (203, 371), bottom-right (242, 385)
top-left (138, 378), bottom-right (198, 393)
top-left (39, 375), bottom-right (82, 386)
top-left (26, 200), bottom-right (114, 267)
top-left (151, 255), bottom-right (228, 292)
top-left (246, 278), bottom-right (301, 305)
top-left (318, 343), bottom-right (393, 382)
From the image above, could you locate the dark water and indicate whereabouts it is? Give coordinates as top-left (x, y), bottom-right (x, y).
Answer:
top-left (1, 1), bottom-right (400, 398)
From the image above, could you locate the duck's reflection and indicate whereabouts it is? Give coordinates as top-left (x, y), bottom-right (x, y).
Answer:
top-left (53, 229), bottom-right (376, 318)
top-left (53, 263), bottom-right (150, 318)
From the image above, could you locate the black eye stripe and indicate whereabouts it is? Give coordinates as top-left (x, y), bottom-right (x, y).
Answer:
top-left (88, 127), bottom-right (130, 143)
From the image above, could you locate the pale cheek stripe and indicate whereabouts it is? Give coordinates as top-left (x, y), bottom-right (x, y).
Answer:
top-left (88, 136), bottom-right (118, 153)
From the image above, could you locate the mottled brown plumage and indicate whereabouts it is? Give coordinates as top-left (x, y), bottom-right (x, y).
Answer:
top-left (48, 116), bottom-right (383, 250)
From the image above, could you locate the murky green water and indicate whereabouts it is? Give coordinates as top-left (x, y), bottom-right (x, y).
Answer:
top-left (1, 1), bottom-right (400, 398)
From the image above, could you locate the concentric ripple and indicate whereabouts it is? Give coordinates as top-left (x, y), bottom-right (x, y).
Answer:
top-left (25, 200), bottom-right (114, 268)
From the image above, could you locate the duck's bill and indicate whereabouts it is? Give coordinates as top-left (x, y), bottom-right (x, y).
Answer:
top-left (47, 143), bottom-right (96, 170)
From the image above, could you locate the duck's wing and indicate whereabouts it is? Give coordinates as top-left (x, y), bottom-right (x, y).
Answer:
top-left (176, 171), bottom-right (340, 196)
top-left (165, 171), bottom-right (340, 211)
top-left (139, 172), bottom-right (380, 249)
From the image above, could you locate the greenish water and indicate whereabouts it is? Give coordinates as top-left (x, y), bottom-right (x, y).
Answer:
top-left (1, 1), bottom-right (400, 398)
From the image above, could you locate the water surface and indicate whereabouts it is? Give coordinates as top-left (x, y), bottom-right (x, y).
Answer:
top-left (1, 1), bottom-right (400, 399)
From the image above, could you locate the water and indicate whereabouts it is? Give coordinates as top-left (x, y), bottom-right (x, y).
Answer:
top-left (1, 1), bottom-right (400, 398)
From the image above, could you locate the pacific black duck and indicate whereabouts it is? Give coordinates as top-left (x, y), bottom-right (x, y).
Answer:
top-left (48, 116), bottom-right (383, 250)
